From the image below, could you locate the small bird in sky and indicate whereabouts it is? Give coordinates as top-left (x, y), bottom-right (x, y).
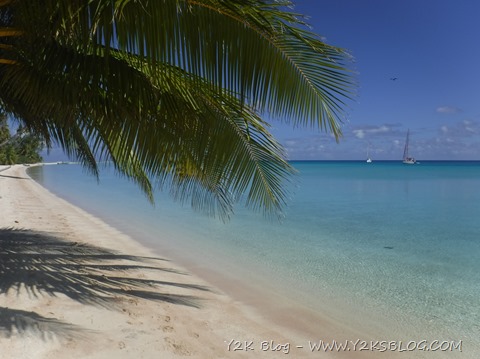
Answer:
top-left (390, 77), bottom-right (398, 81)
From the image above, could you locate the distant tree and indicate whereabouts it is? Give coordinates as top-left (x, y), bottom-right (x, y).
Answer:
top-left (0, 115), bottom-right (10, 145)
top-left (14, 127), bottom-right (43, 163)
top-left (0, 115), bottom-right (43, 164)
top-left (0, 144), bottom-right (17, 164)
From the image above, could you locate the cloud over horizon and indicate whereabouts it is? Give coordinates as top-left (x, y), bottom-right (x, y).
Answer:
top-left (436, 106), bottom-right (462, 114)
top-left (351, 124), bottom-right (401, 139)
top-left (277, 118), bottom-right (480, 161)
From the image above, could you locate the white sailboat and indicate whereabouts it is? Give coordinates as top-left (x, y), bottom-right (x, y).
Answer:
top-left (402, 129), bottom-right (416, 164)
top-left (366, 144), bottom-right (372, 163)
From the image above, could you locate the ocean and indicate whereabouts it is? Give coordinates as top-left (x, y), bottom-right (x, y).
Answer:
top-left (28, 161), bottom-right (480, 357)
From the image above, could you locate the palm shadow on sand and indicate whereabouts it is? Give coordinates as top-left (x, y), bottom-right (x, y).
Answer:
top-left (0, 307), bottom-right (82, 340)
top-left (0, 227), bottom-right (210, 340)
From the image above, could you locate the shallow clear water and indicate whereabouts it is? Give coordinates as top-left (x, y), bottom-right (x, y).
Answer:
top-left (29, 161), bottom-right (480, 354)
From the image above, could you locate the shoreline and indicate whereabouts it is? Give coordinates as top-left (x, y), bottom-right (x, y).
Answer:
top-left (26, 164), bottom-right (383, 343)
top-left (2, 164), bottom-right (468, 358)
top-left (1, 165), bottom-right (307, 358)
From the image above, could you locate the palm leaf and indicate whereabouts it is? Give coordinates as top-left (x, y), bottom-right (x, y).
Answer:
top-left (0, 0), bottom-right (355, 217)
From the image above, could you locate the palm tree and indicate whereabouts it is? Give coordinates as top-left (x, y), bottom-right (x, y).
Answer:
top-left (0, 1), bottom-right (355, 219)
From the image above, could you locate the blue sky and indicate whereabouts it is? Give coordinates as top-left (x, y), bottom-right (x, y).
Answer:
top-left (271, 0), bottom-right (480, 160)
top-left (42, 0), bottom-right (480, 162)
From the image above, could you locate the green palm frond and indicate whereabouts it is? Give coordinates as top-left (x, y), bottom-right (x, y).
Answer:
top-left (0, 0), bottom-right (355, 218)
top-left (82, 0), bottom-right (355, 132)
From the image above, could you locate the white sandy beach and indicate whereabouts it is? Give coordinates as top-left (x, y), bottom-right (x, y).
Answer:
top-left (1, 164), bottom-right (457, 359)
top-left (0, 165), bottom-right (324, 359)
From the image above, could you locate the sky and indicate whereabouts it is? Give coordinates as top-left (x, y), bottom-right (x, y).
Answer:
top-left (41, 0), bottom-right (480, 162)
top-left (270, 0), bottom-right (480, 160)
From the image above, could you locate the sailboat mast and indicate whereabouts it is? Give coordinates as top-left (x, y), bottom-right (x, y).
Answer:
top-left (403, 130), bottom-right (410, 159)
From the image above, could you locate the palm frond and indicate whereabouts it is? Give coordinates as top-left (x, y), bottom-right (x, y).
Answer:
top-left (0, 0), bottom-right (355, 217)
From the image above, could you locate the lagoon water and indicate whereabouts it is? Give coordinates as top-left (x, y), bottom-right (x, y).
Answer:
top-left (29, 161), bottom-right (480, 356)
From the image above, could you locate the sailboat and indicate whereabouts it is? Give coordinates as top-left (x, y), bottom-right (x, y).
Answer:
top-left (366, 144), bottom-right (372, 163)
top-left (402, 129), bottom-right (416, 164)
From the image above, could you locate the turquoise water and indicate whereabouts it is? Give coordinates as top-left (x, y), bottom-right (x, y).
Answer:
top-left (29, 161), bottom-right (480, 355)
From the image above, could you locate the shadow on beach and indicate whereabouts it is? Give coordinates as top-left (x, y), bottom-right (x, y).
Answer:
top-left (0, 307), bottom-right (83, 340)
top-left (0, 227), bottom-right (210, 340)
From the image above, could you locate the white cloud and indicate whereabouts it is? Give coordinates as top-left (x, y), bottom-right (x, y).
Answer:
top-left (353, 129), bottom-right (365, 139)
top-left (279, 119), bottom-right (480, 160)
top-left (352, 125), bottom-right (393, 139)
top-left (462, 120), bottom-right (477, 133)
top-left (436, 106), bottom-right (462, 114)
